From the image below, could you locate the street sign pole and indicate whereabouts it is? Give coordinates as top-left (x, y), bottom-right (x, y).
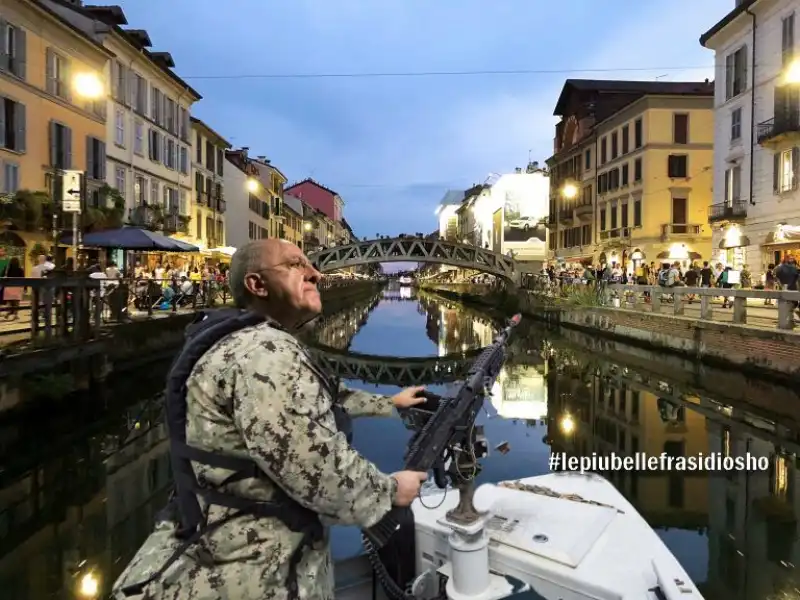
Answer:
top-left (61, 170), bottom-right (83, 266)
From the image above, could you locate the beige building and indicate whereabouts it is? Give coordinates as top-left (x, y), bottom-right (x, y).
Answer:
top-left (547, 80), bottom-right (715, 272)
top-left (283, 193), bottom-right (304, 249)
top-left (190, 117), bottom-right (230, 249)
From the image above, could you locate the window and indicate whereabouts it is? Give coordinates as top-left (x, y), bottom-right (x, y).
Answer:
top-left (45, 48), bottom-right (69, 99)
top-left (164, 138), bottom-right (176, 169)
top-left (85, 136), bottom-right (105, 180)
top-left (774, 85), bottom-right (800, 128)
top-left (148, 129), bottom-right (161, 161)
top-left (611, 132), bottom-right (618, 159)
top-left (216, 148), bottom-right (224, 176)
top-left (634, 158), bottom-right (642, 181)
top-left (601, 137), bottom-right (607, 164)
top-left (621, 202), bottom-right (628, 228)
top-left (0, 97), bottom-right (25, 152)
top-left (634, 118), bottom-right (642, 148)
top-left (672, 197), bottom-right (687, 233)
top-left (115, 167), bottom-right (126, 199)
top-left (2, 161), bottom-right (19, 193)
top-left (673, 114), bottom-right (689, 144)
top-left (783, 12), bottom-right (795, 66)
top-left (195, 132), bottom-right (202, 163)
top-left (610, 202), bottom-right (618, 230)
top-left (724, 166), bottom-right (741, 204)
top-left (621, 125), bottom-right (629, 154)
top-left (112, 60), bottom-right (128, 105)
top-left (179, 146), bottom-right (188, 174)
top-left (667, 155), bottom-right (688, 178)
top-left (48, 121), bottom-right (71, 168)
top-left (150, 180), bottom-right (159, 206)
top-left (151, 87), bottom-right (162, 124)
top-left (633, 198), bottom-right (642, 227)
top-left (134, 121), bottom-right (144, 155)
top-left (774, 148), bottom-right (799, 193)
top-left (206, 141), bottom-right (215, 171)
top-left (725, 46), bottom-right (748, 100)
top-left (621, 163), bottom-right (629, 186)
top-left (115, 109), bottom-right (124, 146)
top-left (134, 175), bottom-right (147, 206)
top-left (133, 73), bottom-right (147, 114)
top-left (166, 98), bottom-right (175, 133)
top-left (196, 209), bottom-right (202, 239)
top-left (1, 21), bottom-right (26, 79)
top-left (178, 107), bottom-right (189, 141)
top-left (731, 108), bottom-right (742, 141)
top-left (599, 208), bottom-right (606, 231)
top-left (584, 148), bottom-right (591, 170)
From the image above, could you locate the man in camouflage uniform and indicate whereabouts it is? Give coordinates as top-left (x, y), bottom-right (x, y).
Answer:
top-left (114, 239), bottom-right (427, 599)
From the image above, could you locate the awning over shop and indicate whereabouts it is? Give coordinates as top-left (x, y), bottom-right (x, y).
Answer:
top-left (61, 227), bottom-right (199, 251)
top-left (656, 250), bottom-right (702, 261)
top-left (718, 236), bottom-right (750, 249)
top-left (765, 226), bottom-right (800, 245)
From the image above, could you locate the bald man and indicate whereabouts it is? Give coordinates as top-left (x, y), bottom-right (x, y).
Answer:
top-left (114, 239), bottom-right (428, 600)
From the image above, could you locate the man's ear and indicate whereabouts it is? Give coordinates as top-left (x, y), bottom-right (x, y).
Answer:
top-left (244, 273), bottom-right (269, 299)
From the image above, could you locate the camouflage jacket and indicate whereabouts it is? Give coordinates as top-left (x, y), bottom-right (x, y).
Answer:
top-left (113, 320), bottom-right (395, 600)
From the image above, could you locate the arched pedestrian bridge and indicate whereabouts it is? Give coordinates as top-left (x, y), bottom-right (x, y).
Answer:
top-left (307, 346), bottom-right (479, 386)
top-left (308, 237), bottom-right (517, 281)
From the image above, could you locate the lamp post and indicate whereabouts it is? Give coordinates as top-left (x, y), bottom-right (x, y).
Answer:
top-left (64, 72), bottom-right (104, 266)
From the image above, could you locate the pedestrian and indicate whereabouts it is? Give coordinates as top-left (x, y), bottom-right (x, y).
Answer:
top-left (113, 238), bottom-right (428, 600)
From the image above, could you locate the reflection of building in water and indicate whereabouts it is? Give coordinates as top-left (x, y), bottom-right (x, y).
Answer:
top-left (309, 294), bottom-right (381, 350)
top-left (490, 364), bottom-right (548, 421)
top-left (704, 398), bottom-right (800, 600)
top-left (547, 364), bottom-right (709, 534)
top-left (0, 408), bottom-right (171, 599)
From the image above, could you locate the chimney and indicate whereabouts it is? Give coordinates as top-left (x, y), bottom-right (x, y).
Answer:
top-left (514, 167), bottom-right (522, 174)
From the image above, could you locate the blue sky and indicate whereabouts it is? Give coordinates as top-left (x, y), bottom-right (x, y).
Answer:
top-left (116, 0), bottom-right (728, 238)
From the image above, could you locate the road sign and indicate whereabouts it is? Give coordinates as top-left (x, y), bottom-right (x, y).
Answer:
top-left (61, 170), bottom-right (82, 213)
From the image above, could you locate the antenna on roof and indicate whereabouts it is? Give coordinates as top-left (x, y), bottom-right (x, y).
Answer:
top-left (655, 74), bottom-right (668, 81)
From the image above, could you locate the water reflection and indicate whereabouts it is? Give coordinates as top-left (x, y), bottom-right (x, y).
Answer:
top-left (3, 291), bottom-right (800, 599)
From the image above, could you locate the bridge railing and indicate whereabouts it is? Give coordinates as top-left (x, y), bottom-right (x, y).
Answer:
top-left (602, 284), bottom-right (800, 331)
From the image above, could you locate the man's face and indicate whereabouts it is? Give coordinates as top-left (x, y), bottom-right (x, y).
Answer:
top-left (248, 243), bottom-right (322, 321)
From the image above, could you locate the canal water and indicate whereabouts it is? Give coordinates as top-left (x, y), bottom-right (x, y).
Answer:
top-left (1, 286), bottom-right (798, 600)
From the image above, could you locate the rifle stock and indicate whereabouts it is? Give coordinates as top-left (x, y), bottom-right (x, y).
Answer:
top-left (363, 313), bottom-right (522, 549)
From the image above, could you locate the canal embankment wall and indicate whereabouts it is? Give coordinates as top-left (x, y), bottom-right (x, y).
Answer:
top-left (419, 283), bottom-right (800, 380)
top-left (0, 281), bottom-right (384, 415)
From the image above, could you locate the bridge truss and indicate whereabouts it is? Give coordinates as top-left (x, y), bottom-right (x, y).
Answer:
top-left (307, 347), bottom-right (478, 386)
top-left (308, 237), bottom-right (517, 280)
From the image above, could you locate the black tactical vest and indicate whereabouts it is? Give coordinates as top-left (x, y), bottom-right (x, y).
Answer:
top-left (121, 309), bottom-right (352, 599)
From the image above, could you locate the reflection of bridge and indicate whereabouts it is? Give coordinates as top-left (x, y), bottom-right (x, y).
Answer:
top-left (308, 346), bottom-right (480, 386)
top-left (309, 237), bottom-right (517, 280)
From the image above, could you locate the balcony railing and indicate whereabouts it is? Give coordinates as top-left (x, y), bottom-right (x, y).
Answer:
top-left (757, 114), bottom-right (800, 145)
top-left (661, 223), bottom-right (702, 239)
top-left (162, 212), bottom-right (189, 234)
top-left (708, 199), bottom-right (747, 222)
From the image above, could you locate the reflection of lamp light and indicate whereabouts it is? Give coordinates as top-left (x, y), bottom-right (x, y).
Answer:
top-left (560, 414), bottom-right (575, 434)
top-left (78, 573), bottom-right (100, 598)
top-left (784, 58), bottom-right (800, 84)
top-left (724, 224), bottom-right (741, 248)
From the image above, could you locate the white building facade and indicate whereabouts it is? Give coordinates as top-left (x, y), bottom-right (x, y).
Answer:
top-left (43, 2), bottom-right (201, 240)
top-left (702, 0), bottom-right (800, 277)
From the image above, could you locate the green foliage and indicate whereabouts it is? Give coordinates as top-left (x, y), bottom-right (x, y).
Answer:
top-left (82, 184), bottom-right (125, 232)
top-left (0, 189), bottom-right (53, 232)
top-left (28, 241), bottom-right (48, 261)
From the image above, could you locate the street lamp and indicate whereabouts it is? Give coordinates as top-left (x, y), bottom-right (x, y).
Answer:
top-left (73, 73), bottom-right (104, 99)
top-left (246, 178), bottom-right (259, 193)
top-left (784, 58), bottom-right (800, 85)
top-left (561, 182), bottom-right (578, 199)
top-left (303, 221), bottom-right (312, 232)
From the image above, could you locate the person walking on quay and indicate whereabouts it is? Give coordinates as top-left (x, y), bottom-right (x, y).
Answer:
top-left (774, 256), bottom-right (800, 315)
top-left (1, 256), bottom-right (24, 320)
top-left (764, 263), bottom-right (777, 306)
top-left (113, 238), bottom-right (428, 600)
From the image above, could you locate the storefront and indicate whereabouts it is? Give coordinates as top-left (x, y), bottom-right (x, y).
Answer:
top-left (763, 224), bottom-right (800, 267)
top-left (716, 224), bottom-right (749, 271)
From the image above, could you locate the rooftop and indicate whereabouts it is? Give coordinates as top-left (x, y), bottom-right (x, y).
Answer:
top-left (700, 0), bottom-right (759, 47)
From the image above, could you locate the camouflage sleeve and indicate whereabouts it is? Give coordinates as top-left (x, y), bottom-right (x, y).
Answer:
top-left (337, 383), bottom-right (394, 418)
top-left (234, 339), bottom-right (394, 527)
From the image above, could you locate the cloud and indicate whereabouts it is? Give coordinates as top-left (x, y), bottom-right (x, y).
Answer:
top-left (114, 0), bottom-right (729, 237)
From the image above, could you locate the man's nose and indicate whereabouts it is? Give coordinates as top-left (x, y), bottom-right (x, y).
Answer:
top-left (306, 266), bottom-right (321, 283)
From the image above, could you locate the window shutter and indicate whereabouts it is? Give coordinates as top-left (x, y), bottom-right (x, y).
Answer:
top-left (86, 136), bottom-right (94, 178)
top-left (733, 167), bottom-right (741, 200)
top-left (98, 140), bottom-right (106, 180)
top-left (64, 126), bottom-right (72, 169)
top-left (793, 147), bottom-right (800, 189)
top-left (724, 169), bottom-right (730, 202)
top-left (48, 121), bottom-right (56, 166)
top-left (774, 152), bottom-right (781, 193)
top-left (111, 60), bottom-right (119, 99)
top-left (15, 28), bottom-right (26, 80)
top-left (0, 98), bottom-right (6, 149)
top-left (725, 54), bottom-right (733, 99)
top-left (741, 45), bottom-right (748, 92)
top-left (63, 58), bottom-right (72, 102)
top-left (45, 48), bottom-right (55, 94)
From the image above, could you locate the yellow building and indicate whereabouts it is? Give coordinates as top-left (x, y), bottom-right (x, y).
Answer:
top-left (547, 80), bottom-right (715, 272)
top-left (251, 157), bottom-right (286, 241)
top-left (190, 117), bottom-right (230, 249)
top-left (0, 0), bottom-right (111, 273)
top-left (283, 192), bottom-right (304, 249)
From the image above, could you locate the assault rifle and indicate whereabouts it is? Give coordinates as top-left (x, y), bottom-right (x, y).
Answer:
top-left (363, 313), bottom-right (522, 549)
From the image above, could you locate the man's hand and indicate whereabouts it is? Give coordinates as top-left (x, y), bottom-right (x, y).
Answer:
top-left (391, 471), bottom-right (428, 506)
top-left (391, 386), bottom-right (426, 409)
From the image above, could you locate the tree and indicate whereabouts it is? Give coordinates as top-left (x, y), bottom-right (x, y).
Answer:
top-left (0, 190), bottom-right (53, 232)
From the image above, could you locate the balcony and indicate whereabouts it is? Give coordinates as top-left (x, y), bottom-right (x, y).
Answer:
top-left (558, 207), bottom-right (573, 224)
top-left (708, 199), bottom-right (747, 223)
top-left (660, 223), bottom-right (703, 241)
top-left (574, 202), bottom-right (593, 221)
top-left (757, 114), bottom-right (800, 146)
top-left (162, 212), bottom-right (190, 234)
top-left (128, 203), bottom-right (161, 229)
top-left (215, 197), bottom-right (226, 213)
